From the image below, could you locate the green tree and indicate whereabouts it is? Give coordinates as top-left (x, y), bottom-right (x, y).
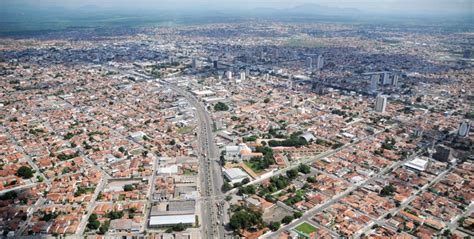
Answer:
top-left (298, 164), bottom-right (311, 174)
top-left (87, 220), bottom-right (100, 230)
top-left (221, 182), bottom-right (232, 192)
top-left (214, 102), bottom-right (229, 111)
top-left (269, 221), bottom-right (280, 231)
top-left (229, 206), bottom-right (263, 231)
top-left (16, 166), bottom-right (33, 179)
top-left (380, 184), bottom-right (396, 197)
top-left (123, 184), bottom-right (134, 191)
top-left (286, 169), bottom-right (298, 179)
top-left (281, 215), bottom-right (294, 224)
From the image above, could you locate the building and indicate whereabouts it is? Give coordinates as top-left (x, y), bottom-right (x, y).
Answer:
top-left (374, 95), bottom-right (387, 113)
top-left (316, 55), bottom-right (324, 69)
top-left (392, 74), bottom-right (399, 86)
top-left (191, 58), bottom-right (197, 69)
top-left (370, 74), bottom-right (380, 91)
top-left (458, 120), bottom-right (471, 137)
top-left (226, 71), bottom-right (233, 80)
top-left (240, 71), bottom-right (246, 81)
top-left (307, 57), bottom-right (313, 70)
top-left (129, 131), bottom-right (147, 141)
top-left (382, 73), bottom-right (391, 85)
top-left (404, 157), bottom-right (430, 171)
top-left (432, 145), bottom-right (452, 162)
top-left (290, 96), bottom-right (298, 107)
top-left (149, 215), bottom-right (195, 228)
top-left (213, 60), bottom-right (218, 69)
top-left (223, 168), bottom-right (249, 184)
top-left (109, 219), bottom-right (141, 233)
top-left (300, 132), bottom-right (316, 142)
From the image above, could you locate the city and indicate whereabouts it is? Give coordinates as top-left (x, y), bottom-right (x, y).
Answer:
top-left (0, 1), bottom-right (473, 239)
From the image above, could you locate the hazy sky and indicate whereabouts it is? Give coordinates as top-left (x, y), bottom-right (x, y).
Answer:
top-left (2, 0), bottom-right (473, 13)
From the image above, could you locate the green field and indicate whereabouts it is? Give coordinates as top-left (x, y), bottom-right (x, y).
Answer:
top-left (294, 222), bottom-right (317, 235)
top-left (177, 126), bottom-right (195, 134)
top-left (244, 161), bottom-right (263, 173)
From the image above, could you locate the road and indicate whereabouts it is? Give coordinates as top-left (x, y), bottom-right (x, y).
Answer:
top-left (163, 81), bottom-right (225, 239)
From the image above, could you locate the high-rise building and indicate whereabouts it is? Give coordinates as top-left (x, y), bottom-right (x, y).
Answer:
top-left (245, 68), bottom-right (250, 77)
top-left (382, 73), bottom-right (391, 85)
top-left (458, 120), bottom-right (471, 137)
top-left (169, 56), bottom-right (176, 64)
top-left (226, 71), bottom-right (233, 80)
top-left (192, 58), bottom-right (197, 69)
top-left (392, 74), bottom-right (399, 86)
top-left (370, 75), bottom-right (380, 91)
top-left (317, 55), bottom-right (324, 69)
top-left (307, 57), bottom-right (313, 70)
top-left (432, 145), bottom-right (452, 162)
top-left (375, 95), bottom-right (387, 113)
top-left (240, 71), bottom-right (246, 81)
top-left (213, 60), bottom-right (218, 69)
top-left (290, 96), bottom-right (298, 107)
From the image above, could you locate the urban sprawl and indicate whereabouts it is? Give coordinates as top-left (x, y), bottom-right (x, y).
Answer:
top-left (0, 22), bottom-right (473, 239)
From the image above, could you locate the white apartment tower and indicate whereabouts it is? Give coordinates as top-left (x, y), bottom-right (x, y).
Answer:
top-left (375, 95), bottom-right (387, 113)
top-left (317, 55), bottom-right (324, 69)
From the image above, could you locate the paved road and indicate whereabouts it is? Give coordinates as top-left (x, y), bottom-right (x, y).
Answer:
top-left (163, 81), bottom-right (224, 239)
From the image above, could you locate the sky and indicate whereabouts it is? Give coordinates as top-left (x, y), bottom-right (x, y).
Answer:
top-left (2, 0), bottom-right (472, 13)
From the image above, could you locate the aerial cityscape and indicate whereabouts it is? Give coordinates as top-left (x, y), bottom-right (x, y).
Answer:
top-left (0, 0), bottom-right (473, 238)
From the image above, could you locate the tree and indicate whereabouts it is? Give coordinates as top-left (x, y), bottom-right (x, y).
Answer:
top-left (293, 211), bottom-right (303, 218)
top-left (89, 214), bottom-right (98, 222)
top-left (214, 102), bottom-right (229, 111)
top-left (171, 223), bottom-right (186, 232)
top-left (0, 191), bottom-right (17, 200)
top-left (298, 164), bottom-right (311, 174)
top-left (307, 176), bottom-right (316, 183)
top-left (221, 182), bottom-right (232, 192)
top-left (269, 221), bottom-right (280, 231)
top-left (380, 184), bottom-right (396, 197)
top-left (87, 220), bottom-right (100, 230)
top-left (169, 139), bottom-right (176, 145)
top-left (229, 206), bottom-right (263, 231)
top-left (281, 215), bottom-right (294, 224)
top-left (286, 169), bottom-right (298, 179)
top-left (123, 184), bottom-right (134, 192)
top-left (106, 210), bottom-right (124, 220)
top-left (238, 185), bottom-right (256, 195)
top-left (264, 98), bottom-right (270, 103)
top-left (98, 220), bottom-right (110, 235)
top-left (16, 166), bottom-right (33, 179)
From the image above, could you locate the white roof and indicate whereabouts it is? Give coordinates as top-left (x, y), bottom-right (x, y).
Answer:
top-left (157, 165), bottom-right (179, 174)
top-left (300, 132), bottom-right (316, 142)
top-left (404, 157), bottom-right (428, 171)
top-left (149, 215), bottom-right (195, 226)
top-left (225, 146), bottom-right (240, 152)
top-left (223, 168), bottom-right (248, 180)
top-left (130, 131), bottom-right (146, 139)
top-left (193, 90), bottom-right (215, 95)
